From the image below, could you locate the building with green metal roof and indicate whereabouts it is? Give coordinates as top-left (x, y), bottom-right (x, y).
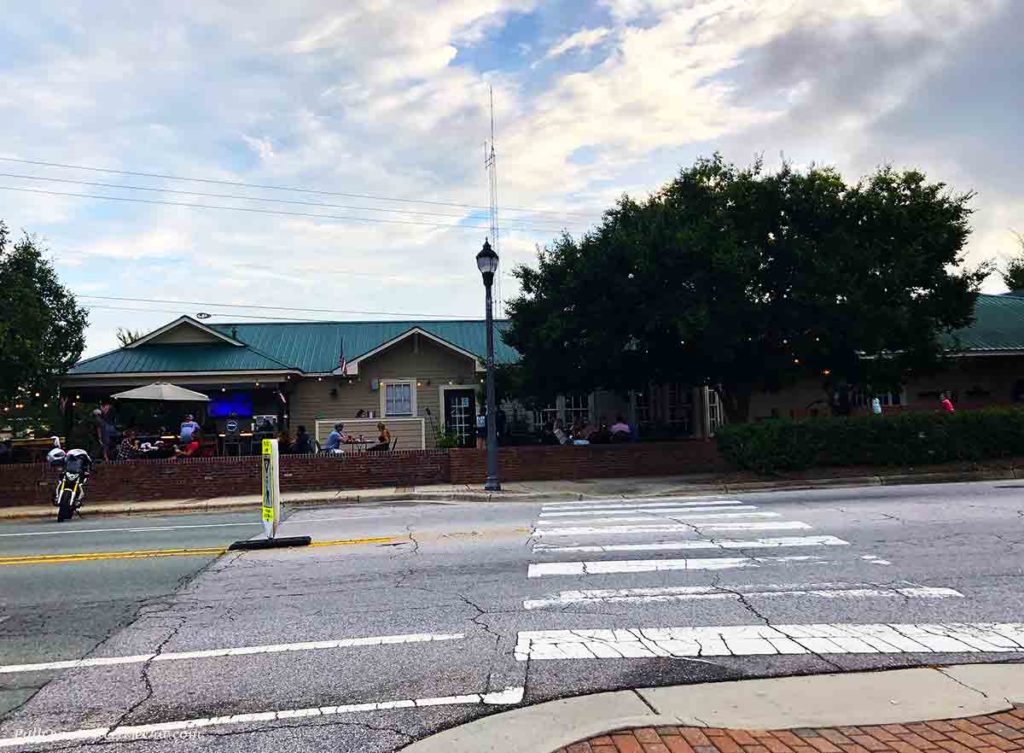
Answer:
top-left (61, 294), bottom-right (1024, 448)
top-left (64, 316), bottom-right (518, 451)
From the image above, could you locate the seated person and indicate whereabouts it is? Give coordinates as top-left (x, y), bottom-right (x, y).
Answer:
top-left (610, 415), bottom-right (632, 441)
top-left (292, 425), bottom-right (314, 454)
top-left (323, 423), bottom-right (346, 452)
top-left (552, 419), bottom-right (570, 446)
top-left (175, 429), bottom-right (201, 458)
top-left (117, 429), bottom-right (139, 461)
top-left (368, 422), bottom-right (391, 451)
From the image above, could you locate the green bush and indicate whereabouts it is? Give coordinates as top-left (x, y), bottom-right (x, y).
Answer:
top-left (715, 408), bottom-right (1024, 474)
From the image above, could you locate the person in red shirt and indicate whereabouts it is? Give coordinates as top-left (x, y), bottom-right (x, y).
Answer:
top-left (175, 428), bottom-right (201, 457)
top-left (940, 392), bottom-right (955, 413)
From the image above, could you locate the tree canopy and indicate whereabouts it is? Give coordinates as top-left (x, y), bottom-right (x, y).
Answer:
top-left (0, 222), bottom-right (88, 416)
top-left (1001, 234), bottom-right (1024, 292)
top-left (504, 156), bottom-right (987, 423)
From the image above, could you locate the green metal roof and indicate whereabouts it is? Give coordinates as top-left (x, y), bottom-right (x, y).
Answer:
top-left (946, 294), bottom-right (1024, 352)
top-left (69, 319), bottom-right (517, 376)
top-left (70, 295), bottom-right (1024, 378)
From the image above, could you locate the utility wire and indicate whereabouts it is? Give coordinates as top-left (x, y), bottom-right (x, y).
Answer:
top-left (82, 303), bottom-right (345, 322)
top-left (0, 155), bottom-right (599, 219)
top-left (77, 294), bottom-right (476, 319)
top-left (0, 185), bottom-right (572, 234)
top-left (0, 171), bottom-right (580, 231)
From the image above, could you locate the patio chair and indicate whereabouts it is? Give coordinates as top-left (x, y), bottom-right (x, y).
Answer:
top-left (389, 436), bottom-right (398, 451)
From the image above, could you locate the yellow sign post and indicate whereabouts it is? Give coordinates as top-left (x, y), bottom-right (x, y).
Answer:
top-left (261, 438), bottom-right (280, 540)
top-left (228, 437), bottom-right (310, 551)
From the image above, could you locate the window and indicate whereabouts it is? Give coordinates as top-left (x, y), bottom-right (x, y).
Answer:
top-left (564, 394), bottom-right (590, 425)
top-left (384, 381), bottom-right (414, 416)
top-left (634, 390), bottom-right (650, 424)
top-left (532, 404), bottom-right (558, 430)
top-left (851, 387), bottom-right (904, 407)
top-left (665, 383), bottom-right (692, 425)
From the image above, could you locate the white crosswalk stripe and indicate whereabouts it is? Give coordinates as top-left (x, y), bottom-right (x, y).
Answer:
top-left (536, 512), bottom-right (780, 525)
top-left (533, 535), bottom-right (850, 553)
top-left (524, 495), bottom-right (965, 655)
top-left (523, 583), bottom-right (963, 609)
top-left (539, 505), bottom-right (760, 517)
top-left (528, 554), bottom-right (829, 577)
top-left (514, 623), bottom-right (1024, 660)
top-left (535, 520), bottom-right (812, 536)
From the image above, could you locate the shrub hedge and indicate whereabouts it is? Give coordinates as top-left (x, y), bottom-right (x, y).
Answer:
top-left (715, 408), bottom-right (1024, 474)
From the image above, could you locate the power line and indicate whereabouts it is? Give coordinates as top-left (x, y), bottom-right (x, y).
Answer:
top-left (82, 303), bottom-right (337, 322)
top-left (0, 155), bottom-right (600, 219)
top-left (0, 171), bottom-right (580, 231)
top-left (0, 185), bottom-right (573, 234)
top-left (77, 294), bottom-right (475, 319)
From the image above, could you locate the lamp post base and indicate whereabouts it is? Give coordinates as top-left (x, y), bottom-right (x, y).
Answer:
top-left (484, 477), bottom-right (502, 492)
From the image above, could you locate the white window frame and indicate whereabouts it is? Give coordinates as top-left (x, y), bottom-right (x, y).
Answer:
top-left (380, 379), bottom-right (417, 417)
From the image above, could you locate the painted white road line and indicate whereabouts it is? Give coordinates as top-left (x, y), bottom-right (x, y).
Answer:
top-left (523, 584), bottom-right (963, 609)
top-left (527, 555), bottom-right (827, 577)
top-left (0, 632), bottom-right (464, 675)
top-left (515, 623), bottom-right (1024, 661)
top-left (0, 686), bottom-right (525, 749)
top-left (0, 522), bottom-right (260, 538)
top-left (539, 505), bottom-right (759, 518)
top-left (544, 496), bottom-right (742, 507)
top-left (535, 521), bottom-right (812, 537)
top-left (536, 512), bottom-right (780, 526)
top-left (533, 535), bottom-right (849, 554)
top-left (541, 500), bottom-right (745, 512)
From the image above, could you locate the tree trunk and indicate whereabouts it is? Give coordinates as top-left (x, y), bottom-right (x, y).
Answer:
top-left (717, 387), bottom-right (751, 425)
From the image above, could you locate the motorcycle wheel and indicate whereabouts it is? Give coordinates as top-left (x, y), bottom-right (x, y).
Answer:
top-left (57, 489), bottom-right (74, 522)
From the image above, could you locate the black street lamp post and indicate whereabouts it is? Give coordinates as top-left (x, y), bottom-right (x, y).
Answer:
top-left (475, 239), bottom-right (501, 492)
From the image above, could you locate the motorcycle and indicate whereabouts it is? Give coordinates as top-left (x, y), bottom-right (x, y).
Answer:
top-left (48, 444), bottom-right (92, 522)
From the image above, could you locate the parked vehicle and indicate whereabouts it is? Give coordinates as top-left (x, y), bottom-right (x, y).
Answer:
top-left (48, 445), bottom-right (92, 522)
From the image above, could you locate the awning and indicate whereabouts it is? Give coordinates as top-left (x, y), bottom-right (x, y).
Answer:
top-left (111, 382), bottom-right (211, 402)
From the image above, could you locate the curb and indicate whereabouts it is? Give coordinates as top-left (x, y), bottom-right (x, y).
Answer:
top-left (400, 664), bottom-right (1024, 753)
top-left (2, 468), bottom-right (1018, 520)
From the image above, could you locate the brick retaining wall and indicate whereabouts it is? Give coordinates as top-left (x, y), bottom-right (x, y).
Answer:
top-left (0, 441), bottom-right (722, 506)
top-left (449, 441), bottom-right (726, 484)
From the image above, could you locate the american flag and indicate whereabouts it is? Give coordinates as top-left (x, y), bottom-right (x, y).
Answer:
top-left (337, 338), bottom-right (347, 376)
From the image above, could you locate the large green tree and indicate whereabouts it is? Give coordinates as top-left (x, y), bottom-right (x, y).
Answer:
top-left (1001, 234), bottom-right (1024, 292)
top-left (505, 156), bottom-right (988, 423)
top-left (0, 222), bottom-right (88, 424)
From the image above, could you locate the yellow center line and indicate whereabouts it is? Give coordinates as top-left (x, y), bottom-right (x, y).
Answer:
top-left (0, 536), bottom-right (403, 566)
top-left (0, 526), bottom-right (534, 567)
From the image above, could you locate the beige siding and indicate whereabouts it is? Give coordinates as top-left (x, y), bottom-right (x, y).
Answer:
top-left (147, 326), bottom-right (228, 345)
top-left (313, 417), bottom-right (424, 451)
top-left (289, 333), bottom-right (479, 448)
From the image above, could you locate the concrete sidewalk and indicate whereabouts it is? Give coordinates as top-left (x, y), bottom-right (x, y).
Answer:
top-left (402, 663), bottom-right (1024, 753)
top-left (3, 463), bottom-right (1021, 520)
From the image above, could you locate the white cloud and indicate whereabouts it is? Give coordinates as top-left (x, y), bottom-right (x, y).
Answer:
top-left (0, 0), bottom-right (1016, 355)
top-left (543, 27), bottom-right (612, 60)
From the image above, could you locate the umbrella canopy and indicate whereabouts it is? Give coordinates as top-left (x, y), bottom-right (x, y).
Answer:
top-left (111, 382), bottom-right (211, 402)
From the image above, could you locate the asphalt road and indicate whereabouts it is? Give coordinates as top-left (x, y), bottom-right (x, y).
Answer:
top-left (0, 481), bottom-right (1022, 752)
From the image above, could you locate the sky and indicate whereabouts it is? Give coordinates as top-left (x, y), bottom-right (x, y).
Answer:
top-left (1, 0), bottom-right (1021, 357)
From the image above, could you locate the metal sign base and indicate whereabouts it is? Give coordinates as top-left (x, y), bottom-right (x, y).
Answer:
top-left (229, 536), bottom-right (312, 551)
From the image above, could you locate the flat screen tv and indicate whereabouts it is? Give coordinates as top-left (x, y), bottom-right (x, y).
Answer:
top-left (208, 392), bottom-right (254, 418)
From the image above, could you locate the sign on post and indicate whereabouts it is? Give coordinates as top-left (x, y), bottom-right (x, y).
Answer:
top-left (261, 438), bottom-right (281, 539)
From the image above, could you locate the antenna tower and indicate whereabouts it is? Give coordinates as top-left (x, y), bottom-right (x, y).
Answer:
top-left (484, 86), bottom-right (501, 315)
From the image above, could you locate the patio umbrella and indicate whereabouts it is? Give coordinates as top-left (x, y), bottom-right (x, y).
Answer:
top-left (111, 382), bottom-right (211, 402)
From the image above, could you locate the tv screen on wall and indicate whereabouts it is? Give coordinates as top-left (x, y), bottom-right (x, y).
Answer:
top-left (208, 392), bottom-right (254, 418)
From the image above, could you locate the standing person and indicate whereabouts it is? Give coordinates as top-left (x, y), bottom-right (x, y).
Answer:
top-left (940, 392), bottom-right (955, 413)
top-left (94, 402), bottom-right (115, 462)
top-left (871, 396), bottom-right (882, 415)
top-left (179, 413), bottom-right (200, 444)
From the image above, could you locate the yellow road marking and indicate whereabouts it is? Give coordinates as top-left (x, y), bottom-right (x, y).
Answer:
top-left (0, 525), bottom-right (533, 567)
top-left (0, 536), bottom-right (402, 566)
